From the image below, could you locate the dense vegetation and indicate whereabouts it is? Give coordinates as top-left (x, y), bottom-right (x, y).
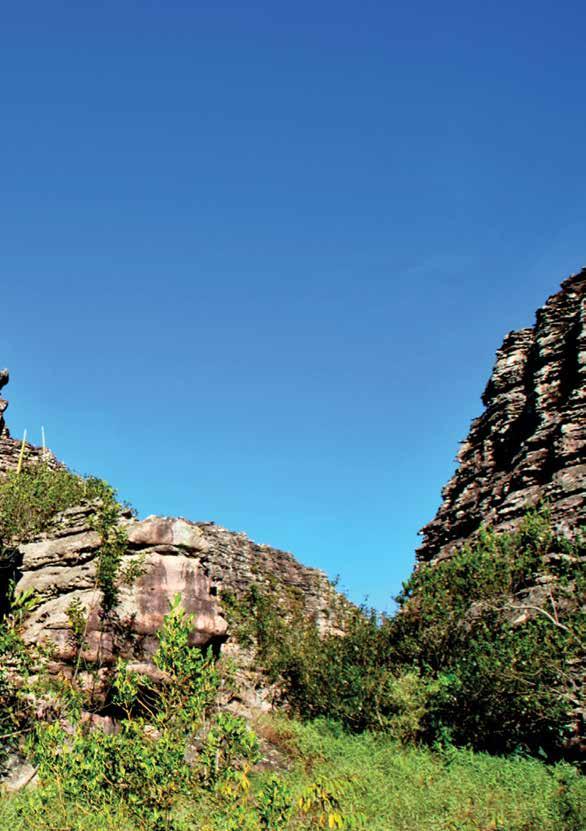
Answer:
top-left (0, 464), bottom-right (131, 769)
top-left (0, 463), bottom-right (584, 829)
top-left (226, 510), bottom-right (585, 761)
top-left (1, 717), bottom-right (584, 831)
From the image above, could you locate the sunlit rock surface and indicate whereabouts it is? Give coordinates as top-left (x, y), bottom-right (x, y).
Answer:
top-left (0, 374), bottom-right (334, 696)
top-left (418, 270), bottom-right (586, 562)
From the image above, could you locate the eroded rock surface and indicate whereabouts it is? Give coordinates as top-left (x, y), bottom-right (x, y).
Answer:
top-left (0, 371), bottom-right (333, 691)
top-left (418, 270), bottom-right (586, 562)
top-left (16, 508), bottom-right (227, 669)
top-left (6, 504), bottom-right (331, 693)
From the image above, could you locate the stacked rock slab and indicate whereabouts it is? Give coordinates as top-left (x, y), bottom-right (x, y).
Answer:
top-left (14, 507), bottom-right (331, 685)
top-left (0, 370), bottom-right (8, 438)
top-left (418, 270), bottom-right (586, 562)
top-left (0, 375), bottom-right (333, 695)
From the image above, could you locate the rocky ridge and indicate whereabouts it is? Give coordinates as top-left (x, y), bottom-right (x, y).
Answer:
top-left (13, 507), bottom-right (332, 672)
top-left (418, 270), bottom-right (586, 562)
top-left (0, 377), bottom-right (335, 702)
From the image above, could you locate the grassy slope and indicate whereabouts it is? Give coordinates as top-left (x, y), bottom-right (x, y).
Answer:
top-left (1, 717), bottom-right (584, 831)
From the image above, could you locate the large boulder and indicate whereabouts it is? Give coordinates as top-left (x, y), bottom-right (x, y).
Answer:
top-left (7, 502), bottom-right (332, 697)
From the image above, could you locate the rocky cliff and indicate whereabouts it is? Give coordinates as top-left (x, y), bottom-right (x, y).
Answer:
top-left (418, 270), bottom-right (586, 562)
top-left (10, 506), bottom-right (332, 698)
top-left (0, 377), bottom-right (335, 702)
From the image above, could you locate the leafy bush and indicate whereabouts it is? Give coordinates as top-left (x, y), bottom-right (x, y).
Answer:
top-left (25, 594), bottom-right (260, 830)
top-left (391, 510), bottom-right (585, 757)
top-left (3, 715), bottom-right (585, 830)
top-left (256, 776), bottom-right (293, 830)
top-left (227, 510), bottom-right (585, 760)
top-left (200, 712), bottom-right (260, 786)
top-left (0, 592), bottom-right (36, 773)
top-left (152, 593), bottom-right (221, 726)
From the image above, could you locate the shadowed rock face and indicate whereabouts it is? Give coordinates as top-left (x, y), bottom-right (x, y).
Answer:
top-left (418, 270), bottom-right (586, 562)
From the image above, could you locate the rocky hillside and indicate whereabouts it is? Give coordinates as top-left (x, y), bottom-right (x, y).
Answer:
top-left (418, 269), bottom-right (585, 562)
top-left (0, 375), bottom-right (336, 703)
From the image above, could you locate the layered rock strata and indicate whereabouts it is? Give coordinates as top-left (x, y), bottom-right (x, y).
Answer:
top-left (12, 506), bottom-right (331, 682)
top-left (418, 270), bottom-right (586, 562)
top-left (0, 371), bottom-right (334, 700)
top-left (0, 369), bottom-right (8, 439)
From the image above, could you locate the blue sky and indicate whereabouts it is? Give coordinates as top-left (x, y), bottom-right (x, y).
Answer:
top-left (1, 2), bottom-right (584, 609)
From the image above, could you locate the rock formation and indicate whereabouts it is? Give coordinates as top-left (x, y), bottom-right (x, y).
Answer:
top-left (0, 373), bottom-right (335, 701)
top-left (11, 507), bottom-right (331, 683)
top-left (0, 370), bottom-right (9, 449)
top-left (418, 270), bottom-right (586, 562)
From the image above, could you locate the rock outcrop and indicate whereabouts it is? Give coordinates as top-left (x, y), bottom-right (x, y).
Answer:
top-left (418, 270), bottom-right (586, 562)
top-left (11, 506), bottom-right (331, 683)
top-left (0, 377), bottom-right (334, 698)
top-left (0, 370), bottom-right (8, 440)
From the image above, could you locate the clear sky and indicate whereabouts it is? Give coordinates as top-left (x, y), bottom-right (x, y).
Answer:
top-left (1, 1), bottom-right (585, 609)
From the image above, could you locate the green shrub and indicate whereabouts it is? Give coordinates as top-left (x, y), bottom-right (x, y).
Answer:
top-left (3, 715), bottom-right (586, 830)
top-left (227, 510), bottom-right (585, 760)
top-left (200, 712), bottom-right (260, 787)
top-left (256, 776), bottom-right (293, 830)
top-left (391, 510), bottom-right (585, 757)
top-left (24, 595), bottom-right (260, 830)
top-left (0, 593), bottom-right (36, 773)
top-left (153, 593), bottom-right (221, 725)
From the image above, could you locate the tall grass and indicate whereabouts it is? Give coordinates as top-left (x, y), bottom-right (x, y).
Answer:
top-left (1, 716), bottom-right (583, 831)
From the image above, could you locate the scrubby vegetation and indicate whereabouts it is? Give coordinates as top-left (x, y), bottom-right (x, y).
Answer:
top-left (227, 510), bottom-right (585, 761)
top-left (0, 462), bottom-right (109, 549)
top-left (0, 463), bottom-right (584, 829)
top-left (1, 715), bottom-right (584, 830)
top-left (0, 463), bottom-right (132, 772)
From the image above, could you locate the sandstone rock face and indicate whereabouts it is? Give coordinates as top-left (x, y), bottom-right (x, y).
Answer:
top-left (6, 505), bottom-right (331, 690)
top-left (15, 508), bottom-right (227, 669)
top-left (418, 270), bottom-right (586, 562)
top-left (0, 370), bottom-right (8, 443)
top-left (0, 364), bottom-right (335, 783)
top-left (0, 370), bottom-right (334, 700)
top-left (0, 435), bottom-right (55, 474)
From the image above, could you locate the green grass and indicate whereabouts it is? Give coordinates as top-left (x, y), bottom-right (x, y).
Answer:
top-left (260, 717), bottom-right (585, 831)
top-left (1, 716), bottom-right (583, 831)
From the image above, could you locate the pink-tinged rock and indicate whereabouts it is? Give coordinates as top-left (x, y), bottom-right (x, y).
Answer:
top-left (125, 516), bottom-right (209, 553)
top-left (8, 469), bottom-right (332, 703)
top-left (119, 552), bottom-right (228, 646)
top-left (20, 551), bottom-right (228, 670)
